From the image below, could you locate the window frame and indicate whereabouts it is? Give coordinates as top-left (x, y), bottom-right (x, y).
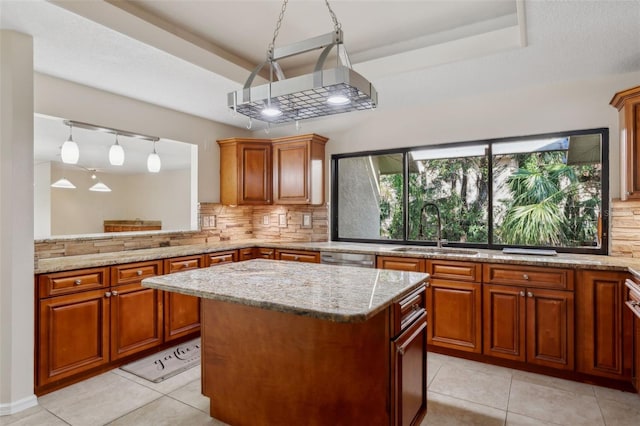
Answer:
top-left (331, 128), bottom-right (609, 255)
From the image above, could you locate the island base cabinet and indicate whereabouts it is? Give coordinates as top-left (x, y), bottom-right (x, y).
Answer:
top-left (201, 298), bottom-right (392, 426)
top-left (392, 313), bottom-right (427, 426)
top-left (38, 289), bottom-right (110, 387)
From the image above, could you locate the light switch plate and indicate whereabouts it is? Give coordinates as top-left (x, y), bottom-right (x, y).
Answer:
top-left (263, 214), bottom-right (270, 225)
top-left (278, 214), bottom-right (287, 227)
top-left (301, 213), bottom-right (312, 228)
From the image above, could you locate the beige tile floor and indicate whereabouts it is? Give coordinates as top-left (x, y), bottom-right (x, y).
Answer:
top-left (2, 352), bottom-right (639, 425)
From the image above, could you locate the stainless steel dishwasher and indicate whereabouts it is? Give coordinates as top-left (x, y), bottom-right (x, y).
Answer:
top-left (320, 251), bottom-right (375, 268)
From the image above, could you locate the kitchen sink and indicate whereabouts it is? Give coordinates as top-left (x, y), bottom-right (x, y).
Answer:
top-left (390, 247), bottom-right (479, 256)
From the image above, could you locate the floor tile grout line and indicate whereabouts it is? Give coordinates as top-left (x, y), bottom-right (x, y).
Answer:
top-left (102, 394), bottom-right (166, 426)
top-left (163, 392), bottom-right (210, 416)
top-left (427, 389), bottom-right (509, 413)
top-left (45, 408), bottom-right (73, 426)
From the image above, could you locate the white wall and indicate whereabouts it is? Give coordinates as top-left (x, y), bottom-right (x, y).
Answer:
top-left (48, 164), bottom-right (191, 236)
top-left (34, 73), bottom-right (252, 204)
top-left (0, 30), bottom-right (37, 415)
top-left (33, 162), bottom-right (51, 237)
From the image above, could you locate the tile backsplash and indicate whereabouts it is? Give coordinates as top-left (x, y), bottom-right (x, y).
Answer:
top-left (610, 199), bottom-right (640, 257)
top-left (35, 203), bottom-right (328, 260)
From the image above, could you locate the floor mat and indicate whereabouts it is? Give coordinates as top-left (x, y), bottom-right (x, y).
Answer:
top-left (120, 338), bottom-right (200, 383)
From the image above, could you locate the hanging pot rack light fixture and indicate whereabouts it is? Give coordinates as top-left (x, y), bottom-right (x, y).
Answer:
top-left (227, 0), bottom-right (378, 126)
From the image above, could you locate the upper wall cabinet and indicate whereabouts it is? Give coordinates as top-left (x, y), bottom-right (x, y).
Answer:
top-left (272, 134), bottom-right (328, 205)
top-left (218, 134), bottom-right (328, 206)
top-left (611, 86), bottom-right (640, 200)
top-left (218, 138), bottom-right (272, 205)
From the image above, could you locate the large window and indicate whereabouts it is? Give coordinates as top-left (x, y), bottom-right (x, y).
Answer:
top-left (332, 128), bottom-right (608, 254)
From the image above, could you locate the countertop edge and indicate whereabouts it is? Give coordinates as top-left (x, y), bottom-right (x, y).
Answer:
top-left (36, 240), bottom-right (640, 276)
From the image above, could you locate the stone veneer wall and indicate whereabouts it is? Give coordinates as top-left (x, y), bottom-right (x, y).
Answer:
top-left (35, 203), bottom-right (328, 260)
top-left (610, 199), bottom-right (640, 257)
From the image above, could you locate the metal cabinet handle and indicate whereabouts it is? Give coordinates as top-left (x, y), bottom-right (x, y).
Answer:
top-left (184, 262), bottom-right (190, 267)
top-left (294, 255), bottom-right (299, 261)
top-left (112, 290), bottom-right (119, 296)
top-left (136, 270), bottom-right (143, 276)
top-left (519, 291), bottom-right (525, 297)
top-left (105, 291), bottom-right (112, 298)
top-left (527, 291), bottom-right (533, 298)
top-left (425, 282), bottom-right (430, 288)
top-left (74, 279), bottom-right (82, 285)
top-left (523, 274), bottom-right (529, 280)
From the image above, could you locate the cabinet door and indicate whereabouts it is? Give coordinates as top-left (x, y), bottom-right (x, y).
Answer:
top-left (427, 280), bottom-right (482, 353)
top-left (392, 313), bottom-right (427, 426)
top-left (483, 284), bottom-right (526, 362)
top-left (576, 270), bottom-right (632, 379)
top-left (273, 140), bottom-right (309, 203)
top-left (611, 86), bottom-right (640, 199)
top-left (239, 142), bottom-right (272, 204)
top-left (254, 247), bottom-right (275, 259)
top-left (238, 248), bottom-right (254, 261)
top-left (164, 256), bottom-right (204, 342)
top-left (377, 256), bottom-right (426, 272)
top-left (110, 283), bottom-right (163, 360)
top-left (526, 288), bottom-right (574, 370)
top-left (38, 289), bottom-right (110, 386)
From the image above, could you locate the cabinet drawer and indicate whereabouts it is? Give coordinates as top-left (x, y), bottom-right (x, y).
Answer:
top-left (111, 260), bottom-right (162, 286)
top-left (393, 285), bottom-right (426, 336)
top-left (164, 255), bottom-right (204, 273)
top-left (39, 267), bottom-right (110, 298)
top-left (239, 248), bottom-right (254, 261)
top-left (255, 248), bottom-right (275, 259)
top-left (206, 250), bottom-right (237, 266)
top-left (484, 264), bottom-right (573, 290)
top-left (377, 256), bottom-right (426, 272)
top-left (428, 260), bottom-right (481, 282)
top-left (275, 249), bottom-right (320, 263)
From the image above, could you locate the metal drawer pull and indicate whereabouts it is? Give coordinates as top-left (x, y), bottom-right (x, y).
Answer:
top-left (74, 279), bottom-right (82, 285)
top-left (112, 290), bottom-right (119, 296)
top-left (425, 282), bottom-right (430, 287)
top-left (105, 291), bottom-right (112, 298)
top-left (527, 292), bottom-right (533, 298)
top-left (184, 262), bottom-right (190, 267)
top-left (523, 274), bottom-right (529, 280)
top-left (520, 291), bottom-right (525, 297)
top-left (294, 255), bottom-right (299, 261)
top-left (136, 270), bottom-right (143, 276)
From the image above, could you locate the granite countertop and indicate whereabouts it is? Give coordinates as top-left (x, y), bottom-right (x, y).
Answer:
top-left (142, 259), bottom-right (429, 323)
top-left (35, 239), bottom-right (640, 275)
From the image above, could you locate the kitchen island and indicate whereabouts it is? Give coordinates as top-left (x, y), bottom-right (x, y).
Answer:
top-left (142, 259), bottom-right (429, 426)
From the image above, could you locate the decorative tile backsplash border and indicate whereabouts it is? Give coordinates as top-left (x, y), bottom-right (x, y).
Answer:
top-left (610, 199), bottom-right (640, 257)
top-left (35, 203), bottom-right (329, 260)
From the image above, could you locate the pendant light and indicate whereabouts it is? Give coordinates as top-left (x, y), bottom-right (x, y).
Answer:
top-left (147, 142), bottom-right (161, 173)
top-left (109, 134), bottom-right (125, 166)
top-left (89, 181), bottom-right (112, 192)
top-left (60, 123), bottom-right (79, 164)
top-left (51, 177), bottom-right (76, 189)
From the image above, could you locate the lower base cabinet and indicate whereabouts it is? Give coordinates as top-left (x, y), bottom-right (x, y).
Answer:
top-left (483, 284), bottom-right (574, 370)
top-left (164, 256), bottom-right (205, 342)
top-left (38, 289), bottom-right (110, 387)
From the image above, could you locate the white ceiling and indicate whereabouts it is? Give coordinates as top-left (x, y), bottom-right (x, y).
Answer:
top-left (1, 0), bottom-right (639, 170)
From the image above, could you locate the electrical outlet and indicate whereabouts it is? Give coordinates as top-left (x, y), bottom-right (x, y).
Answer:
top-left (278, 213), bottom-right (287, 227)
top-left (263, 214), bottom-right (270, 225)
top-left (210, 215), bottom-right (217, 228)
top-left (302, 213), bottom-right (312, 228)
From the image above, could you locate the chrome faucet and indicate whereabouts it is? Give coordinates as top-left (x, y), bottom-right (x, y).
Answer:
top-left (419, 202), bottom-right (445, 248)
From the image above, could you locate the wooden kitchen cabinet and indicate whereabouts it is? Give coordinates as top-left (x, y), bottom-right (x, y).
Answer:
top-left (625, 276), bottom-right (640, 392)
top-left (271, 134), bottom-right (328, 205)
top-left (377, 256), bottom-right (426, 272)
top-left (576, 270), bottom-right (633, 380)
top-left (217, 138), bottom-right (272, 205)
top-left (610, 86), bottom-right (640, 199)
top-left (37, 268), bottom-right (111, 387)
top-left (163, 255), bottom-right (204, 342)
top-left (238, 247), bottom-right (254, 261)
top-left (109, 261), bottom-right (163, 360)
top-left (275, 248), bottom-right (320, 263)
top-left (205, 250), bottom-right (237, 266)
top-left (254, 247), bottom-right (275, 259)
top-left (427, 260), bottom-right (482, 353)
top-left (483, 264), bottom-right (574, 370)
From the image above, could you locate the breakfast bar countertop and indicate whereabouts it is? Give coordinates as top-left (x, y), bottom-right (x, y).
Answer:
top-left (141, 258), bottom-right (429, 323)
